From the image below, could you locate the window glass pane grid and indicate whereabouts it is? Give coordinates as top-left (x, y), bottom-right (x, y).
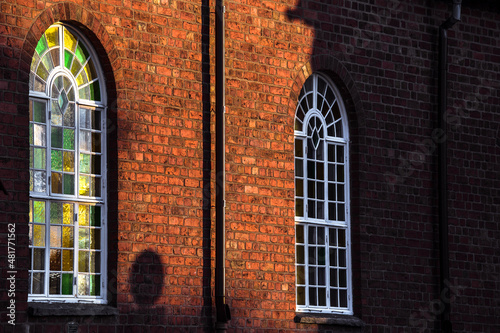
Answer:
top-left (29, 24), bottom-right (106, 302)
top-left (295, 73), bottom-right (350, 314)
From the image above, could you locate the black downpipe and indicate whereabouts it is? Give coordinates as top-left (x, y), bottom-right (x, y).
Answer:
top-left (438, 1), bottom-right (461, 333)
top-left (215, 0), bottom-right (230, 331)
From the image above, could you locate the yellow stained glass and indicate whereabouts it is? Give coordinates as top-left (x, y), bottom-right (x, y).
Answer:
top-left (63, 151), bottom-right (74, 172)
top-left (63, 203), bottom-right (73, 225)
top-left (33, 225), bottom-right (45, 247)
top-left (62, 226), bottom-right (73, 248)
top-left (79, 175), bottom-right (90, 196)
top-left (83, 60), bottom-right (97, 81)
top-left (64, 28), bottom-right (77, 52)
top-left (62, 250), bottom-right (74, 271)
top-left (45, 26), bottom-right (59, 48)
top-left (79, 205), bottom-right (89, 226)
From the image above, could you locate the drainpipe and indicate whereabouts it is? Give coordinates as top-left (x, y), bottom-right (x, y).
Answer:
top-left (438, 1), bottom-right (461, 333)
top-left (215, 0), bottom-right (230, 331)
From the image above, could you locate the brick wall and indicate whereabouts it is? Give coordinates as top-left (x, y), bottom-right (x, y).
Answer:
top-left (1, 0), bottom-right (499, 332)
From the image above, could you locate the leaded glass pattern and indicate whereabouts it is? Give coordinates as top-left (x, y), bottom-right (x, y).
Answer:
top-left (29, 23), bottom-right (106, 303)
top-left (295, 73), bottom-right (352, 314)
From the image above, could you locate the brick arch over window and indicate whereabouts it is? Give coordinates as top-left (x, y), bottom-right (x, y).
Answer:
top-left (20, 3), bottom-right (120, 96)
top-left (289, 54), bottom-right (365, 135)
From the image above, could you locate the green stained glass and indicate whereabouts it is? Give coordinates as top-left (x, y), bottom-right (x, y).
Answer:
top-left (51, 150), bottom-right (62, 171)
top-left (41, 53), bottom-right (54, 73)
top-left (63, 129), bottom-right (74, 149)
top-left (62, 273), bottom-right (73, 295)
top-left (32, 100), bottom-right (46, 123)
top-left (62, 250), bottom-right (74, 271)
top-left (63, 174), bottom-right (74, 195)
top-left (33, 148), bottom-right (46, 169)
top-left (51, 103), bottom-right (63, 126)
top-left (79, 228), bottom-right (89, 249)
top-left (35, 34), bottom-right (48, 55)
top-left (33, 225), bottom-right (45, 247)
top-left (62, 226), bottom-right (73, 248)
top-left (33, 201), bottom-right (45, 223)
top-left (90, 81), bottom-right (101, 101)
top-left (90, 229), bottom-right (100, 249)
top-left (45, 26), bottom-right (59, 48)
top-left (79, 205), bottom-right (89, 226)
top-left (52, 172), bottom-right (62, 193)
top-left (50, 202), bottom-right (62, 224)
top-left (36, 63), bottom-right (49, 81)
top-left (90, 275), bottom-right (100, 296)
top-left (75, 42), bottom-right (89, 64)
top-left (90, 206), bottom-right (101, 226)
top-left (50, 249), bottom-right (61, 270)
top-left (80, 153), bottom-right (91, 173)
top-left (79, 86), bottom-right (90, 100)
top-left (79, 175), bottom-right (90, 196)
top-left (33, 248), bottom-right (45, 270)
top-left (51, 127), bottom-right (62, 148)
top-left (63, 151), bottom-right (74, 172)
top-left (50, 226), bottom-right (61, 247)
top-left (90, 252), bottom-right (101, 273)
top-left (63, 203), bottom-right (73, 225)
top-left (79, 250), bottom-right (89, 272)
top-left (64, 50), bottom-right (74, 69)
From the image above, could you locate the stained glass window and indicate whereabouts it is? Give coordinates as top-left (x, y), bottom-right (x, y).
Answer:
top-left (295, 73), bottom-right (352, 314)
top-left (29, 23), bottom-right (106, 303)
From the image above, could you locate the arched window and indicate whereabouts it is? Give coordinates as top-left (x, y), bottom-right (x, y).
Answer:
top-left (29, 23), bottom-right (107, 303)
top-left (295, 73), bottom-right (352, 314)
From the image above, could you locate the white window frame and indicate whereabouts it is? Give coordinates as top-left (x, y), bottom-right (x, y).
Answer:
top-left (294, 73), bottom-right (352, 314)
top-left (28, 23), bottom-right (107, 304)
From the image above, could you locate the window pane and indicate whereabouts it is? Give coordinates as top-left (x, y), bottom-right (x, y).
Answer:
top-left (62, 273), bottom-right (73, 295)
top-left (297, 287), bottom-right (305, 305)
top-left (297, 266), bottom-right (305, 284)
top-left (50, 249), bottom-right (61, 270)
top-left (296, 225), bottom-right (304, 243)
top-left (62, 250), bottom-right (74, 271)
top-left (33, 248), bottom-right (45, 270)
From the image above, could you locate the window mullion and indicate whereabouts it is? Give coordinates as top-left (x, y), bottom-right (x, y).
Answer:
top-left (74, 203), bottom-right (79, 297)
top-left (44, 200), bottom-right (50, 297)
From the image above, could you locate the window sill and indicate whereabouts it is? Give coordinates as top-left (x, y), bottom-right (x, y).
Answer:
top-left (294, 312), bottom-right (365, 327)
top-left (28, 302), bottom-right (119, 317)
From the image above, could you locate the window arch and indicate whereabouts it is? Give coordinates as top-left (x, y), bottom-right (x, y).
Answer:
top-left (295, 73), bottom-right (352, 314)
top-left (29, 23), bottom-right (107, 303)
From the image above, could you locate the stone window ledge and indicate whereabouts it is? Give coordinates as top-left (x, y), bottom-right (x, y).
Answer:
top-left (29, 302), bottom-right (119, 317)
top-left (294, 312), bottom-right (365, 327)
